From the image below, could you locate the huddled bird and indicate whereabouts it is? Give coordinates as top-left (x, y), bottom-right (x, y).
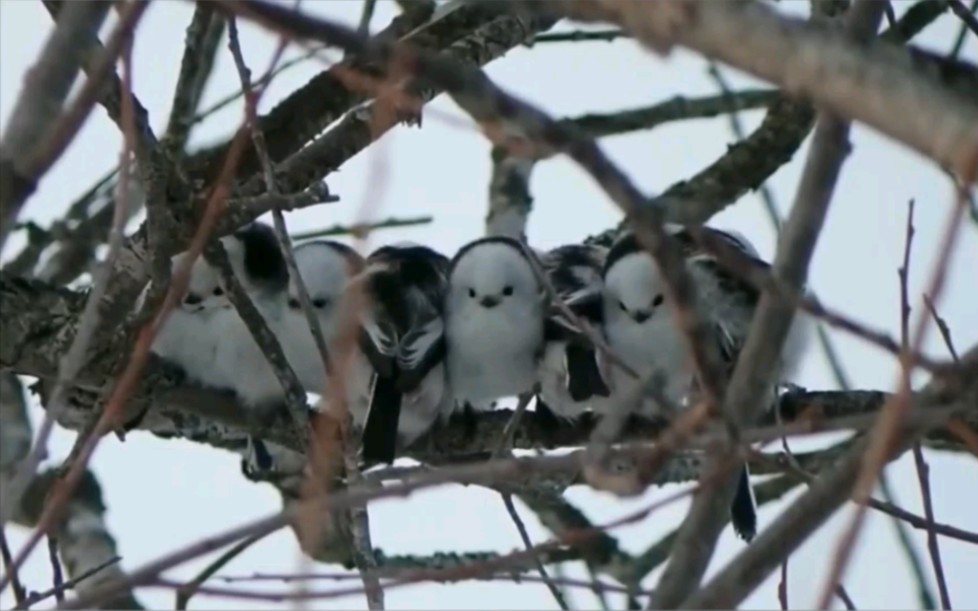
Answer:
top-left (146, 221), bottom-right (810, 542)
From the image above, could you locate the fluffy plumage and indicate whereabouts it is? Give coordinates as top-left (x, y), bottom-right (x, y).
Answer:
top-left (535, 243), bottom-right (611, 422)
top-left (444, 237), bottom-right (546, 412)
top-left (210, 223), bottom-right (291, 410)
top-left (241, 238), bottom-right (365, 477)
top-left (147, 251), bottom-right (230, 389)
top-left (345, 242), bottom-right (452, 464)
top-left (597, 227), bottom-right (811, 542)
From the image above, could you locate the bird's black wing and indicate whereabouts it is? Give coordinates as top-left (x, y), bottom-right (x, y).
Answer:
top-left (397, 315), bottom-right (446, 393)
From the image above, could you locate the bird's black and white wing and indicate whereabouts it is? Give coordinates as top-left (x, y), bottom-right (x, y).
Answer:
top-left (539, 243), bottom-right (610, 415)
top-left (360, 243), bottom-right (450, 464)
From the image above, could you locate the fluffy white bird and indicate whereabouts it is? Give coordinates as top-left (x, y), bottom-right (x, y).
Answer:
top-left (340, 243), bottom-right (452, 464)
top-left (279, 240), bottom-right (365, 394)
top-left (444, 237), bottom-right (545, 421)
top-left (146, 251), bottom-right (230, 390)
top-left (241, 238), bottom-right (365, 476)
top-left (597, 227), bottom-right (811, 541)
top-left (209, 222), bottom-right (292, 410)
top-left (535, 243), bottom-right (611, 424)
top-left (441, 237), bottom-right (606, 436)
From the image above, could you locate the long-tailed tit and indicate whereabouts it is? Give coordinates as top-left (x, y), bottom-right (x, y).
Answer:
top-left (598, 227), bottom-right (810, 541)
top-left (443, 237), bottom-right (545, 421)
top-left (209, 222), bottom-right (291, 411)
top-left (280, 240), bottom-right (365, 394)
top-left (240, 239), bottom-right (366, 476)
top-left (535, 243), bottom-right (611, 424)
top-left (341, 243), bottom-right (452, 464)
top-left (146, 252), bottom-right (230, 390)
top-left (441, 237), bottom-right (604, 435)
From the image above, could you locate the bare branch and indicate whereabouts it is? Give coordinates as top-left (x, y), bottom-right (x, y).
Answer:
top-left (682, 347), bottom-right (978, 609)
top-left (164, 3), bottom-right (227, 158)
top-left (649, 3), bottom-right (888, 606)
top-left (0, 1), bottom-right (112, 248)
top-left (544, 0), bottom-right (978, 180)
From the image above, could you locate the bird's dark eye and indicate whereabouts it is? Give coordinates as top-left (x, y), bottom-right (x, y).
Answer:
top-left (212, 286), bottom-right (224, 296)
top-left (619, 300), bottom-right (628, 312)
top-left (502, 285), bottom-right (514, 296)
top-left (287, 298), bottom-right (300, 309)
top-left (652, 294), bottom-right (664, 307)
top-left (468, 288), bottom-right (476, 298)
top-left (312, 298), bottom-right (328, 309)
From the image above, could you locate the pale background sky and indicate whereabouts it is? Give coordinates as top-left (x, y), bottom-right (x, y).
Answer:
top-left (1, 1), bottom-right (976, 609)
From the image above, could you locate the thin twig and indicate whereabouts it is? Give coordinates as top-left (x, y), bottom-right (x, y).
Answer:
top-left (176, 532), bottom-right (270, 609)
top-left (492, 393), bottom-right (569, 610)
top-left (190, 44), bottom-right (332, 128)
top-left (47, 536), bottom-right (65, 603)
top-left (897, 199), bottom-right (951, 610)
top-left (290, 216), bottom-right (432, 241)
top-left (501, 494), bottom-right (570, 610)
top-left (912, 444), bottom-right (952, 609)
top-left (16, 555), bottom-right (122, 609)
top-left (948, 0), bottom-right (978, 59)
top-left (924, 295), bottom-right (960, 363)
top-left (530, 29), bottom-right (628, 44)
top-left (817, 151), bottom-right (976, 610)
top-left (0, 527), bottom-right (27, 606)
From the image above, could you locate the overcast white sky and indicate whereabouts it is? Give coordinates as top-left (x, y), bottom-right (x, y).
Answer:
top-left (2, 1), bottom-right (976, 609)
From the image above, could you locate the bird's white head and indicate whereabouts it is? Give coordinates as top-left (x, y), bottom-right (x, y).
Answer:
top-left (289, 240), bottom-right (363, 316)
top-left (602, 235), bottom-right (668, 327)
top-left (173, 252), bottom-right (229, 314)
top-left (447, 238), bottom-right (540, 316)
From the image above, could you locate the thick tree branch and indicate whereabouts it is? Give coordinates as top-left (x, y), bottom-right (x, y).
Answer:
top-left (543, 0), bottom-right (978, 180)
top-left (183, 0), bottom-right (504, 182)
top-left (0, 1), bottom-right (111, 249)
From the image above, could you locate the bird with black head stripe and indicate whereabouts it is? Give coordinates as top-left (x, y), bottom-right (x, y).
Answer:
top-left (239, 238), bottom-right (366, 477)
top-left (597, 226), bottom-right (811, 542)
top-left (535, 243), bottom-right (611, 426)
top-left (339, 242), bottom-right (453, 465)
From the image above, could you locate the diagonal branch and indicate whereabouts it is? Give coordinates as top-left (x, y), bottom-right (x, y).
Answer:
top-left (0, 1), bottom-right (112, 249)
top-left (544, 0), bottom-right (978, 180)
top-left (682, 347), bottom-right (978, 609)
top-left (164, 3), bottom-right (228, 158)
top-left (648, 3), bottom-right (888, 606)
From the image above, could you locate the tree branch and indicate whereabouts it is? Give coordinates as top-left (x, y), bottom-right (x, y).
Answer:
top-left (0, 372), bottom-right (143, 609)
top-left (543, 0), bottom-right (978, 180)
top-left (0, 1), bottom-right (111, 249)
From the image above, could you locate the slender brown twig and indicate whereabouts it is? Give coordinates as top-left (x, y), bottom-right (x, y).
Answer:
top-left (175, 532), bottom-right (270, 609)
top-left (0, 527), bottom-right (27, 606)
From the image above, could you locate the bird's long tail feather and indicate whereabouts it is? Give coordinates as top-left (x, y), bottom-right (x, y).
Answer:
top-left (730, 463), bottom-right (758, 542)
top-left (361, 374), bottom-right (403, 465)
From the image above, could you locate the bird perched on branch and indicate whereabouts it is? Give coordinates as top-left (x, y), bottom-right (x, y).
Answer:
top-left (145, 250), bottom-right (231, 391)
top-left (227, 234), bottom-right (372, 476)
top-left (341, 242), bottom-right (452, 465)
top-left (535, 243), bottom-right (611, 424)
top-left (440, 236), bottom-right (607, 434)
top-left (210, 222), bottom-right (292, 410)
top-left (147, 223), bottom-right (288, 396)
top-left (595, 226), bottom-right (811, 542)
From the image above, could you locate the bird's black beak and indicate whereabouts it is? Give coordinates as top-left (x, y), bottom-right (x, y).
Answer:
top-left (632, 309), bottom-right (651, 323)
top-left (480, 295), bottom-right (501, 309)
